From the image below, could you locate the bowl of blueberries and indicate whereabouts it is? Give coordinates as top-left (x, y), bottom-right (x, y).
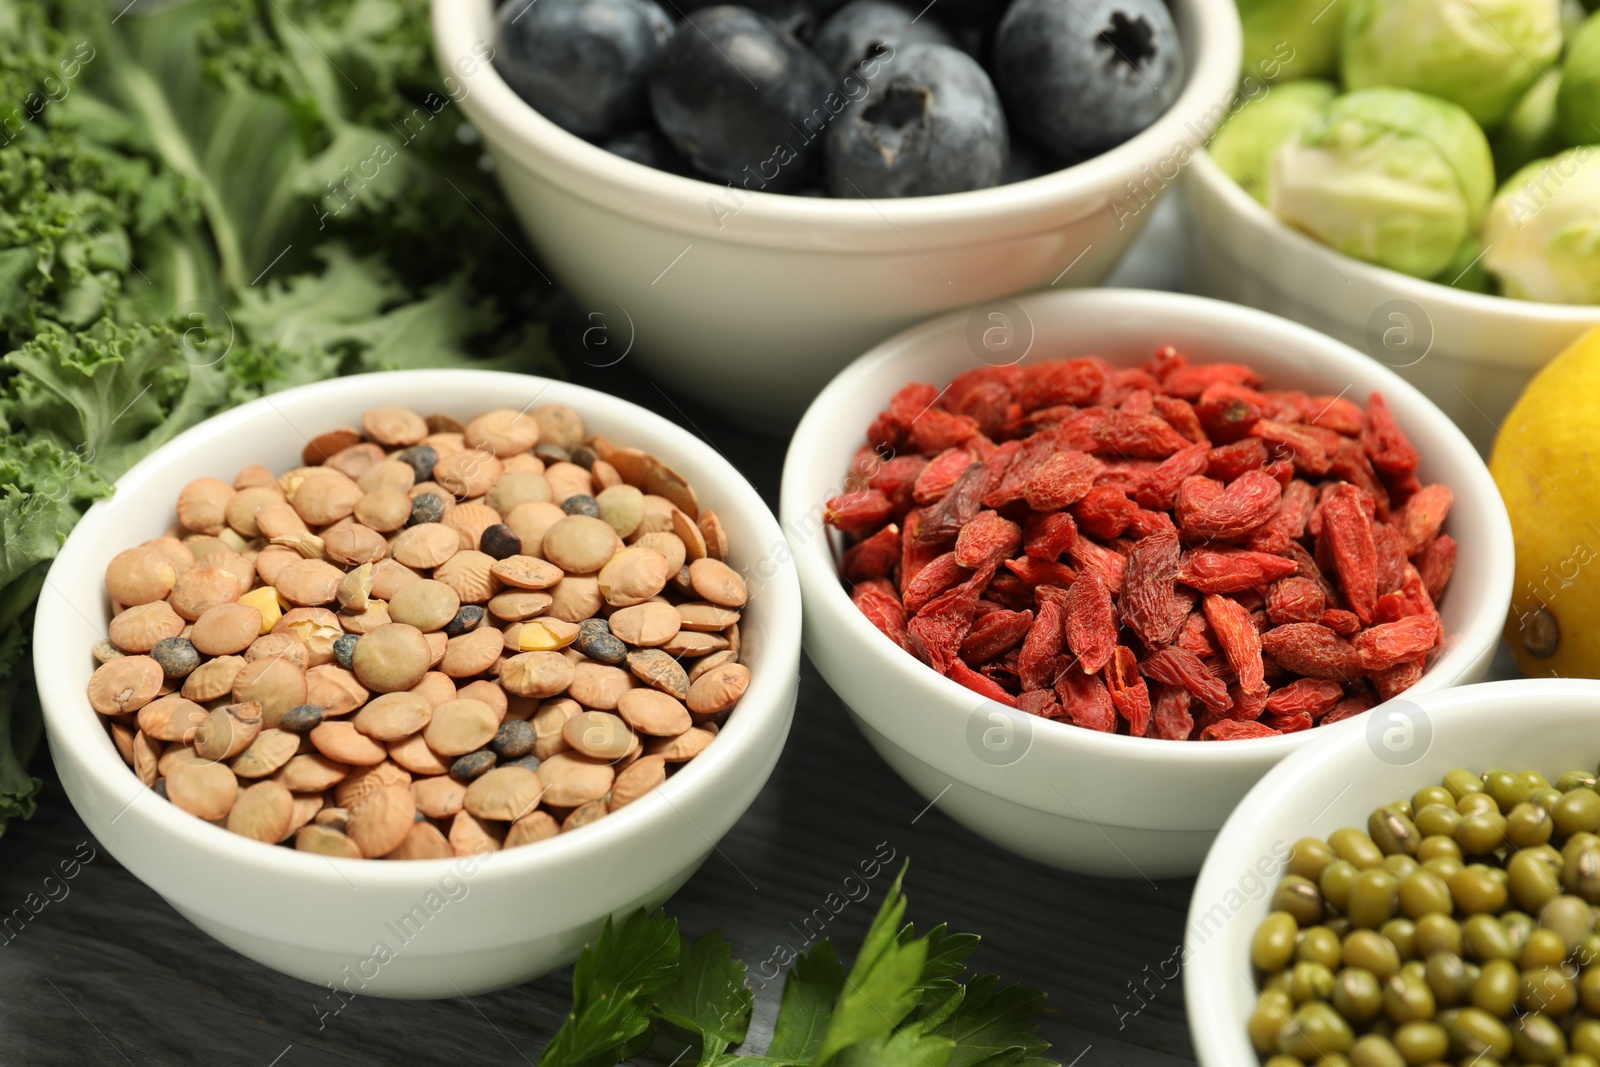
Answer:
top-left (433, 0), bottom-right (1241, 427)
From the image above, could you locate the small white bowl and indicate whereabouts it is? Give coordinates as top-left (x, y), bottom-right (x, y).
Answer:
top-left (1183, 149), bottom-right (1600, 454)
top-left (1186, 678), bottom-right (1600, 1066)
top-left (431, 0), bottom-right (1242, 428)
top-left (781, 288), bottom-right (1512, 879)
top-left (34, 370), bottom-right (801, 998)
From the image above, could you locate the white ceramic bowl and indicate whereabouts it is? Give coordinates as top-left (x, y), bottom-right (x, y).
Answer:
top-left (34, 370), bottom-right (801, 998)
top-left (1186, 678), bottom-right (1600, 1066)
top-left (781, 288), bottom-right (1513, 879)
top-left (1183, 149), bottom-right (1600, 455)
top-left (431, 0), bottom-right (1242, 428)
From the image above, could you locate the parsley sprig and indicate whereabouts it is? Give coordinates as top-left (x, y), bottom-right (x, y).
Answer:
top-left (538, 867), bottom-right (1058, 1067)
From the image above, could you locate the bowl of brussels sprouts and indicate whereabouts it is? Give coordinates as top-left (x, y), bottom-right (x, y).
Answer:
top-left (1182, 0), bottom-right (1600, 454)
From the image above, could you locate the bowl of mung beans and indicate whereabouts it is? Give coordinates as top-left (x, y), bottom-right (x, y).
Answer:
top-left (1186, 677), bottom-right (1600, 1067)
top-left (782, 289), bottom-right (1512, 879)
top-left (34, 369), bottom-right (802, 997)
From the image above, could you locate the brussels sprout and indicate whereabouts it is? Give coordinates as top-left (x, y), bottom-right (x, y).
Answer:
top-left (1237, 0), bottom-right (1341, 83)
top-left (1268, 88), bottom-right (1496, 278)
top-left (1342, 0), bottom-right (1563, 128)
top-left (1211, 80), bottom-right (1339, 199)
top-left (1559, 12), bottom-right (1600, 145)
top-left (1494, 75), bottom-right (1567, 179)
top-left (1482, 146), bottom-right (1600, 303)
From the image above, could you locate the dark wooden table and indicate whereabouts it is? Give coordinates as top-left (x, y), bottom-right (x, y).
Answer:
top-left (0, 204), bottom-right (1513, 1066)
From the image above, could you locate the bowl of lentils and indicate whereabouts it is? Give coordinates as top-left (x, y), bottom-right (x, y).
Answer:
top-left (34, 369), bottom-right (802, 997)
top-left (1187, 677), bottom-right (1600, 1067)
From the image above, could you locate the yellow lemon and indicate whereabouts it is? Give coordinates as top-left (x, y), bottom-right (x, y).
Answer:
top-left (1489, 325), bottom-right (1600, 676)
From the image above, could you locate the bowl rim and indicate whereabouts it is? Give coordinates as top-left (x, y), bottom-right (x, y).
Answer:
top-left (431, 0), bottom-right (1244, 240)
top-left (1183, 676), bottom-right (1600, 1065)
top-left (35, 368), bottom-right (802, 887)
top-left (1188, 146), bottom-right (1600, 324)
top-left (781, 287), bottom-right (1514, 769)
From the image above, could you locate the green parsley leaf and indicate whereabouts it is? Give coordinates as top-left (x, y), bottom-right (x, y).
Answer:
top-left (539, 910), bottom-right (681, 1067)
top-left (766, 939), bottom-right (845, 1062)
top-left (813, 864), bottom-right (929, 1064)
top-left (653, 932), bottom-right (753, 1065)
top-left (929, 974), bottom-right (1052, 1067)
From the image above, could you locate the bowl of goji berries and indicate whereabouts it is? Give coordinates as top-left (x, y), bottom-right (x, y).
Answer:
top-left (780, 288), bottom-right (1512, 878)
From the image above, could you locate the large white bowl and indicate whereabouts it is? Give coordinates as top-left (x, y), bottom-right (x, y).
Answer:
top-left (1183, 148), bottom-right (1600, 455)
top-left (1186, 678), bottom-right (1600, 1066)
top-left (34, 370), bottom-right (801, 998)
top-left (781, 289), bottom-right (1512, 879)
top-left (432, 0), bottom-right (1242, 428)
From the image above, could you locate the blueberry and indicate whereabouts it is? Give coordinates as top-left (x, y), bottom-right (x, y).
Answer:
top-left (826, 43), bottom-right (1006, 197)
top-left (602, 127), bottom-right (695, 175)
top-left (650, 6), bottom-right (835, 190)
top-left (494, 0), bottom-right (673, 139)
top-left (993, 0), bottom-right (1184, 157)
top-left (813, 0), bottom-right (953, 81)
top-left (682, 0), bottom-right (823, 38)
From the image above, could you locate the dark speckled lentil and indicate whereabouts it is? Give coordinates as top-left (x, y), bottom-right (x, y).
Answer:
top-left (569, 445), bottom-right (596, 470)
top-left (479, 524), bottom-right (522, 560)
top-left (396, 444), bottom-right (437, 482)
top-left (409, 492), bottom-right (445, 526)
top-left (561, 494), bottom-right (602, 518)
top-left (574, 618), bottom-right (627, 665)
top-left (333, 633), bottom-right (358, 670)
top-left (450, 749), bottom-right (497, 783)
top-left (443, 604), bottom-right (486, 637)
top-left (492, 719), bottom-right (537, 759)
top-left (280, 704), bottom-right (326, 733)
top-left (151, 636), bottom-right (200, 680)
top-left (533, 443), bottom-right (570, 465)
top-left (503, 755), bottom-right (543, 774)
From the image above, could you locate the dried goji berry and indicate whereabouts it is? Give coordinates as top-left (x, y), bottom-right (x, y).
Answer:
top-left (1163, 362), bottom-right (1264, 400)
top-left (887, 381), bottom-right (939, 424)
top-left (1206, 438), bottom-right (1268, 481)
top-left (1119, 388), bottom-right (1155, 416)
top-left (903, 552), bottom-right (968, 615)
top-left (1015, 689), bottom-right (1062, 719)
top-left (1413, 535), bottom-right (1456, 604)
top-left (1126, 508), bottom-right (1178, 539)
top-left (1120, 526), bottom-right (1190, 648)
top-left (1152, 395), bottom-right (1209, 445)
top-left (1260, 623), bottom-right (1360, 681)
top-left (1023, 450), bottom-right (1096, 511)
top-left (1250, 420), bottom-right (1331, 477)
top-left (1143, 646), bottom-right (1232, 711)
top-left (909, 407), bottom-right (980, 455)
top-left (915, 463), bottom-right (987, 546)
top-left (981, 432), bottom-right (1056, 508)
top-left (900, 510), bottom-right (943, 586)
top-left (1175, 475), bottom-right (1224, 529)
top-left (1319, 609), bottom-right (1361, 636)
top-left (1308, 394), bottom-right (1365, 436)
top-left (841, 524), bottom-right (901, 583)
top-left (1226, 684), bottom-right (1271, 722)
top-left (1061, 487), bottom-right (1130, 541)
top-left (869, 455), bottom-right (929, 515)
top-left (1266, 576), bottom-right (1326, 625)
top-left (1070, 408), bottom-right (1193, 459)
top-left (1361, 391), bottom-right (1419, 475)
top-left (946, 659), bottom-right (1019, 707)
top-left (1264, 678), bottom-right (1344, 719)
top-left (1064, 569), bottom-right (1117, 675)
top-left (1069, 537), bottom-right (1127, 595)
top-left (1017, 589), bottom-right (1067, 691)
top-left (1017, 358), bottom-right (1107, 412)
top-left (908, 563), bottom-right (996, 670)
top-left (1243, 479), bottom-right (1316, 555)
top-left (1395, 484), bottom-right (1453, 557)
top-left (1003, 556), bottom-right (1077, 592)
top-left (1177, 611), bottom-right (1220, 660)
top-left (1199, 720), bottom-right (1279, 740)
top-left (1055, 669), bottom-right (1117, 732)
top-left (1134, 443), bottom-right (1211, 510)
top-left (1195, 385), bottom-right (1266, 443)
top-left (1023, 511), bottom-right (1079, 560)
top-left (1151, 683), bottom-right (1195, 740)
top-left (1204, 594), bottom-right (1266, 696)
top-left (1321, 691), bottom-right (1378, 725)
top-left (1320, 483), bottom-right (1379, 625)
top-left (944, 370), bottom-right (1018, 438)
top-left (954, 510), bottom-right (1022, 568)
top-left (1328, 439), bottom-right (1391, 522)
top-left (1353, 615), bottom-right (1440, 671)
top-left (1372, 522), bottom-right (1408, 598)
top-left (912, 449), bottom-right (975, 504)
top-left (1092, 458), bottom-right (1160, 494)
top-left (959, 608), bottom-right (1034, 665)
top-left (1178, 549), bottom-right (1299, 594)
top-left (825, 488), bottom-right (895, 534)
top-left (1372, 657), bottom-right (1425, 701)
top-left (1261, 710), bottom-right (1313, 733)
top-left (852, 580), bottom-right (915, 655)
top-left (1104, 645), bottom-right (1152, 736)
top-left (1180, 469), bottom-right (1284, 541)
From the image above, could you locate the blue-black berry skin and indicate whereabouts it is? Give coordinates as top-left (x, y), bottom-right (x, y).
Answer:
top-left (993, 0), bottom-right (1183, 156)
top-left (826, 43), bottom-right (1007, 198)
top-left (649, 6), bottom-right (836, 190)
top-left (495, 0), bottom-right (674, 140)
top-left (813, 0), bottom-right (953, 80)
